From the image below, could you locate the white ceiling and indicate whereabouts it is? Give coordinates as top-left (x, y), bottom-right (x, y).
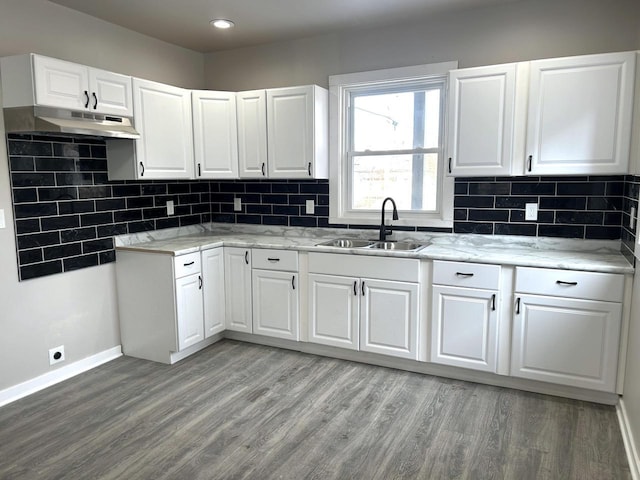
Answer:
top-left (49, 0), bottom-right (523, 53)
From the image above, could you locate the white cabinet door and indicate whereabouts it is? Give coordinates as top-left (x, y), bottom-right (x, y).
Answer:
top-left (308, 274), bottom-right (359, 350)
top-left (89, 68), bottom-right (133, 117)
top-left (360, 279), bottom-right (419, 360)
top-left (33, 55), bottom-right (89, 111)
top-left (175, 273), bottom-right (205, 351)
top-left (224, 247), bottom-right (253, 333)
top-left (267, 86), bottom-right (313, 178)
top-left (526, 51), bottom-right (636, 175)
top-left (192, 91), bottom-right (239, 179)
top-left (237, 89), bottom-right (268, 178)
top-left (430, 285), bottom-right (498, 372)
top-left (447, 64), bottom-right (516, 177)
top-left (202, 248), bottom-right (226, 338)
top-left (133, 78), bottom-right (194, 179)
top-left (511, 294), bottom-right (622, 392)
top-left (252, 269), bottom-right (299, 340)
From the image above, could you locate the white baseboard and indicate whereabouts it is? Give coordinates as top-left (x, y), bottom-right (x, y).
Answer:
top-left (0, 345), bottom-right (122, 408)
top-left (618, 399), bottom-right (640, 480)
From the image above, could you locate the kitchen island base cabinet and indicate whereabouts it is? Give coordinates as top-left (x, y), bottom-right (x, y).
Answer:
top-left (224, 247), bottom-right (253, 333)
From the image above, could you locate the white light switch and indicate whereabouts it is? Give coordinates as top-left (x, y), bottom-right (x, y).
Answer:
top-left (0, 209), bottom-right (5, 229)
top-left (166, 200), bottom-right (175, 216)
top-left (525, 203), bottom-right (538, 221)
top-left (234, 197), bottom-right (242, 212)
top-left (305, 199), bottom-right (315, 215)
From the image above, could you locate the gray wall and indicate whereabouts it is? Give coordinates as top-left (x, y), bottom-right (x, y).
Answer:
top-left (0, 0), bottom-right (204, 391)
top-left (204, 0), bottom-right (640, 90)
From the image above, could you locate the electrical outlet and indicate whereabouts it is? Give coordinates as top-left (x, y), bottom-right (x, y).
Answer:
top-left (234, 197), bottom-right (242, 212)
top-left (525, 203), bottom-right (538, 221)
top-left (305, 199), bottom-right (315, 215)
top-left (166, 200), bottom-right (175, 216)
top-left (49, 345), bottom-right (65, 366)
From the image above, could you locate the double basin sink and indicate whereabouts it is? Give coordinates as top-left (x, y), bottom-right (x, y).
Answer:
top-left (316, 238), bottom-right (427, 252)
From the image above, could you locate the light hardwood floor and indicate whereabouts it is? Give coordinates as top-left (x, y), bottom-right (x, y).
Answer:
top-left (0, 340), bottom-right (631, 479)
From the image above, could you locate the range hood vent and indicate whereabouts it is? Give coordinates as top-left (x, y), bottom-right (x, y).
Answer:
top-left (3, 106), bottom-right (140, 139)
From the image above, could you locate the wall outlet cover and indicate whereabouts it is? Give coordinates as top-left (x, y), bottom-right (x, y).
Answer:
top-left (234, 197), bottom-right (242, 212)
top-left (525, 203), bottom-right (538, 221)
top-left (166, 200), bottom-right (175, 216)
top-left (49, 345), bottom-right (65, 365)
top-left (305, 199), bottom-right (315, 215)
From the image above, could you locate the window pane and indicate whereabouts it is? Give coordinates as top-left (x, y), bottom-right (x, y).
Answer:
top-left (352, 88), bottom-right (441, 152)
top-left (351, 154), bottom-right (438, 211)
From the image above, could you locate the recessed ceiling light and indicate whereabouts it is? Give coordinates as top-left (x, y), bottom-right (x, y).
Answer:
top-left (210, 19), bottom-right (235, 29)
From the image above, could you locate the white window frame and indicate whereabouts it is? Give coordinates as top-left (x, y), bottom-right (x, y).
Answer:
top-left (329, 62), bottom-right (457, 228)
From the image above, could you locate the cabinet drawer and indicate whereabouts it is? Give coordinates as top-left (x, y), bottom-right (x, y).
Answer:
top-left (515, 267), bottom-right (624, 302)
top-left (433, 260), bottom-right (500, 290)
top-left (252, 248), bottom-right (298, 271)
top-left (174, 252), bottom-right (201, 278)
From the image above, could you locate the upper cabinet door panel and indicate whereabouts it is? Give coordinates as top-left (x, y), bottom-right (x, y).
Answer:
top-left (448, 64), bottom-right (516, 177)
top-left (89, 68), bottom-right (133, 117)
top-left (133, 78), bottom-right (194, 179)
top-left (33, 55), bottom-right (88, 111)
top-left (267, 86), bottom-right (314, 178)
top-left (526, 52), bottom-right (636, 175)
top-left (192, 90), bottom-right (239, 179)
top-left (237, 90), bottom-right (268, 178)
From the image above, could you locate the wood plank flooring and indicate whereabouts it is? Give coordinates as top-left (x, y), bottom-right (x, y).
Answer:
top-left (0, 340), bottom-right (631, 479)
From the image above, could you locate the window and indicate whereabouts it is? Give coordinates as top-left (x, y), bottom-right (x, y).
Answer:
top-left (329, 62), bottom-right (456, 228)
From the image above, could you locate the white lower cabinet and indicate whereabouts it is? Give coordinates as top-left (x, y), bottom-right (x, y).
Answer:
top-left (202, 247), bottom-right (226, 338)
top-left (430, 261), bottom-right (501, 373)
top-left (308, 274), bottom-right (360, 350)
top-left (224, 247), bottom-right (253, 333)
top-left (175, 272), bottom-right (205, 350)
top-left (511, 267), bottom-right (624, 392)
top-left (360, 279), bottom-right (418, 359)
top-left (307, 253), bottom-right (420, 360)
top-left (431, 285), bottom-right (498, 372)
top-left (252, 269), bottom-right (299, 340)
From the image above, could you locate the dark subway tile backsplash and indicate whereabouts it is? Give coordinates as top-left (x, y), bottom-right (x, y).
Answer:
top-left (7, 134), bottom-right (637, 280)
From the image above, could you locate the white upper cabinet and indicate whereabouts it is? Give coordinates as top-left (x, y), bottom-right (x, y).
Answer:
top-left (237, 89), bottom-right (269, 178)
top-left (447, 63), bottom-right (517, 177)
top-left (192, 90), bottom-right (239, 179)
top-left (131, 78), bottom-right (194, 179)
top-left (525, 51), bottom-right (636, 175)
top-left (267, 85), bottom-right (328, 179)
top-left (1, 54), bottom-right (133, 117)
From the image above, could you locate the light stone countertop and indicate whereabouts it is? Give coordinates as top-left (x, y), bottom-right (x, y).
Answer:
top-left (114, 223), bottom-right (635, 274)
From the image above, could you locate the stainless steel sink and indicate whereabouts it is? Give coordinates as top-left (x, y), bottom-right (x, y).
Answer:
top-left (316, 238), bottom-right (376, 248)
top-left (367, 241), bottom-right (427, 251)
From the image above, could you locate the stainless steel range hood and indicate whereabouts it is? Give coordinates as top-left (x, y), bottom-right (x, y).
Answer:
top-left (3, 106), bottom-right (140, 139)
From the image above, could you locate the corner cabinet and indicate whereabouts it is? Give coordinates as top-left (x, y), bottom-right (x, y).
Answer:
top-left (192, 90), bottom-right (239, 179)
top-left (526, 52), bottom-right (636, 175)
top-left (115, 249), bottom-right (224, 364)
top-left (511, 267), bottom-right (624, 392)
top-left (447, 63), bottom-right (517, 177)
